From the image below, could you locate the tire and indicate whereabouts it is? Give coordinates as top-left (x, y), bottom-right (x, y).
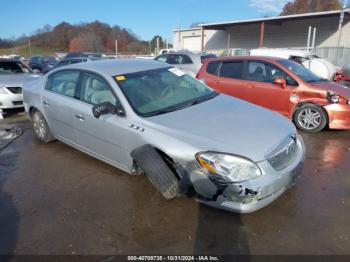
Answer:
top-left (293, 103), bottom-right (328, 133)
top-left (32, 110), bottom-right (55, 143)
top-left (131, 145), bottom-right (179, 200)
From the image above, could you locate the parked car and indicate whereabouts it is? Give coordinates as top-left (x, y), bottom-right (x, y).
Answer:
top-left (154, 51), bottom-right (216, 77)
top-left (65, 52), bottom-right (103, 59)
top-left (0, 59), bottom-right (39, 110)
top-left (29, 56), bottom-right (58, 74)
top-left (23, 59), bottom-right (305, 213)
top-left (197, 56), bottom-right (350, 132)
top-left (221, 48), bottom-right (249, 57)
top-left (158, 48), bottom-right (176, 55)
top-left (250, 48), bottom-right (340, 82)
top-left (51, 57), bottom-right (102, 71)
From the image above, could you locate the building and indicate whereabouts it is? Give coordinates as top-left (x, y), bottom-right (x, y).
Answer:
top-left (173, 9), bottom-right (350, 54)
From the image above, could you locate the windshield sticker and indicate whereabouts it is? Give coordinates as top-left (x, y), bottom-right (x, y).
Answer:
top-left (168, 68), bottom-right (186, 77)
top-left (115, 75), bottom-right (126, 81)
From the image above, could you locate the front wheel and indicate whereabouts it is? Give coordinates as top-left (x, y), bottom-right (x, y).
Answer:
top-left (32, 110), bottom-right (55, 143)
top-left (293, 104), bottom-right (328, 133)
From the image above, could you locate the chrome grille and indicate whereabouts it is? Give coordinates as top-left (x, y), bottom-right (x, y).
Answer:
top-left (267, 135), bottom-right (298, 171)
top-left (6, 87), bottom-right (22, 94)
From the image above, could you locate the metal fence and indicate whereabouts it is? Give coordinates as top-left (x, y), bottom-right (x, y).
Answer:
top-left (316, 47), bottom-right (350, 67)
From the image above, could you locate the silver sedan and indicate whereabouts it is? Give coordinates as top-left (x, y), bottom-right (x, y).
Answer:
top-left (23, 59), bottom-right (305, 213)
top-left (0, 59), bottom-right (40, 110)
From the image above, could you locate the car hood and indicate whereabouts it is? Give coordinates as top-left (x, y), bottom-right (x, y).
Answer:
top-left (310, 81), bottom-right (350, 99)
top-left (0, 74), bottom-right (40, 86)
top-left (143, 95), bottom-right (295, 162)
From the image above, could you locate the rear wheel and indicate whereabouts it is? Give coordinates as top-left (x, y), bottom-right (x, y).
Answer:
top-left (32, 110), bottom-right (55, 143)
top-left (293, 103), bottom-right (327, 133)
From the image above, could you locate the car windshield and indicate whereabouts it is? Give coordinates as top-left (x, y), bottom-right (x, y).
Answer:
top-left (0, 61), bottom-right (33, 75)
top-left (278, 59), bottom-right (325, 83)
top-left (115, 67), bottom-right (218, 117)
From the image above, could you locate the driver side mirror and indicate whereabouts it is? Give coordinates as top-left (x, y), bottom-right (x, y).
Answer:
top-left (273, 77), bottom-right (287, 89)
top-left (92, 102), bottom-right (125, 119)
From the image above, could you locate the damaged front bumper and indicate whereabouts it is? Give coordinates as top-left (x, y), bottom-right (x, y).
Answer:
top-left (190, 135), bottom-right (305, 213)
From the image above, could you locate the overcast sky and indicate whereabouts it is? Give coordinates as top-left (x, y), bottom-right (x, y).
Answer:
top-left (0, 0), bottom-right (290, 41)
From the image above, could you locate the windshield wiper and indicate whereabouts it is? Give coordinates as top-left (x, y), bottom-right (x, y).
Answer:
top-left (147, 92), bottom-right (219, 117)
top-left (184, 92), bottom-right (219, 108)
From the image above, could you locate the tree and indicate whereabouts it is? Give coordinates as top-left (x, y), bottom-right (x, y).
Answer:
top-left (150, 35), bottom-right (167, 52)
top-left (68, 32), bottom-right (104, 52)
top-left (280, 0), bottom-right (342, 16)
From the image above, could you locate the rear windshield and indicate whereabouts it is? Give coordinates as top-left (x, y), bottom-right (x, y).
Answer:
top-left (0, 61), bottom-right (33, 74)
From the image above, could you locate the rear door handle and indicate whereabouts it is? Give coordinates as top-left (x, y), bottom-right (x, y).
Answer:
top-left (248, 85), bottom-right (256, 89)
top-left (43, 101), bottom-right (51, 107)
top-left (75, 114), bottom-right (85, 121)
top-left (214, 81), bottom-right (221, 85)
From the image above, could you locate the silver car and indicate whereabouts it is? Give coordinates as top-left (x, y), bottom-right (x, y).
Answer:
top-left (23, 59), bottom-right (305, 213)
top-left (0, 59), bottom-right (40, 110)
top-left (154, 51), bottom-right (216, 77)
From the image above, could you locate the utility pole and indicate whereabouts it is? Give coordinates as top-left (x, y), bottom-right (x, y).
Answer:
top-left (156, 37), bottom-right (160, 55)
top-left (177, 19), bottom-right (181, 49)
top-left (28, 39), bottom-right (32, 57)
top-left (115, 40), bottom-right (118, 57)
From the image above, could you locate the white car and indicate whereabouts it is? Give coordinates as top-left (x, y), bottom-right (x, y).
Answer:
top-left (0, 59), bottom-right (39, 111)
top-left (250, 48), bottom-right (338, 81)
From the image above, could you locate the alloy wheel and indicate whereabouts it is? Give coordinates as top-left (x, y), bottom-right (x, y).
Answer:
top-left (33, 112), bottom-right (47, 139)
top-left (297, 108), bottom-right (321, 130)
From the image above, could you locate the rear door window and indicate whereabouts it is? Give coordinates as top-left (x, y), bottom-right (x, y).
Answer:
top-left (46, 70), bottom-right (80, 98)
top-left (219, 61), bottom-right (244, 79)
top-left (166, 54), bottom-right (192, 65)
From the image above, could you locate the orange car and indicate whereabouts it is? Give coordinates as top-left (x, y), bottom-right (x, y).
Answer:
top-left (197, 56), bottom-right (350, 132)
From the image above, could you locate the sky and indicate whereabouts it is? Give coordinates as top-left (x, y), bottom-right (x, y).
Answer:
top-left (0, 0), bottom-right (290, 42)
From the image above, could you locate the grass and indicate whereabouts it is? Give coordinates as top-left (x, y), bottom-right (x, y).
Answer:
top-left (0, 45), bottom-right (67, 58)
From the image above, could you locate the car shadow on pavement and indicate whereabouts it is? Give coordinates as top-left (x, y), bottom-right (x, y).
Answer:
top-left (194, 204), bottom-right (250, 259)
top-left (0, 143), bottom-right (20, 259)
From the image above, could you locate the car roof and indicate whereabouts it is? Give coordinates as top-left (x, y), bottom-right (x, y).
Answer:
top-left (0, 58), bottom-right (20, 62)
top-left (250, 48), bottom-right (314, 57)
top-left (205, 56), bottom-right (287, 63)
top-left (160, 51), bottom-right (210, 56)
top-left (57, 59), bottom-right (170, 76)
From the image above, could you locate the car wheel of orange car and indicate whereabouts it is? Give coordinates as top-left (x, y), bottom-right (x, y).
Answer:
top-left (293, 103), bottom-right (328, 133)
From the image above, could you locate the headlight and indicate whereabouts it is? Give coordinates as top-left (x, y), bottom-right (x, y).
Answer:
top-left (196, 152), bottom-right (262, 183)
top-left (327, 91), bottom-right (340, 104)
top-left (0, 84), bottom-right (9, 94)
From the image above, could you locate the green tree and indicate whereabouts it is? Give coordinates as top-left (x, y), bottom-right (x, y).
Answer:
top-left (150, 35), bottom-right (166, 53)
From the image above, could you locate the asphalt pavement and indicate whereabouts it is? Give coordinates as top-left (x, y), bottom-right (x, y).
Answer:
top-left (0, 110), bottom-right (349, 256)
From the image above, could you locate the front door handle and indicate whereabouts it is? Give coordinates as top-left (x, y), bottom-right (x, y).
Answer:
top-left (214, 81), bottom-right (221, 85)
top-left (43, 101), bottom-right (51, 107)
top-left (248, 85), bottom-right (256, 89)
top-left (75, 114), bottom-right (85, 121)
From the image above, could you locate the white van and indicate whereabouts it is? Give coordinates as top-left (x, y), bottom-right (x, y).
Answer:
top-left (250, 48), bottom-right (338, 81)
